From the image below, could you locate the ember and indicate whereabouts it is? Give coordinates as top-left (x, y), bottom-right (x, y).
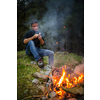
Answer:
top-left (51, 65), bottom-right (84, 99)
top-left (56, 42), bottom-right (58, 44)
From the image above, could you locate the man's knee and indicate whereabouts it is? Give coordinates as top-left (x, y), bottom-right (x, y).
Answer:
top-left (49, 51), bottom-right (54, 56)
top-left (28, 40), bottom-right (35, 46)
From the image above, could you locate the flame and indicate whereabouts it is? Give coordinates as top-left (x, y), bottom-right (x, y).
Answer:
top-left (58, 68), bottom-right (65, 87)
top-left (78, 74), bottom-right (84, 83)
top-left (68, 74), bottom-right (70, 77)
top-left (73, 77), bottom-right (77, 84)
top-left (52, 66), bottom-right (84, 98)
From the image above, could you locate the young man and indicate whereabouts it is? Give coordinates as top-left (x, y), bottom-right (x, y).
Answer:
top-left (23, 19), bottom-right (54, 68)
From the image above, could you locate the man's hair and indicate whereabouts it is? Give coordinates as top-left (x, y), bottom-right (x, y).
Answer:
top-left (31, 19), bottom-right (38, 26)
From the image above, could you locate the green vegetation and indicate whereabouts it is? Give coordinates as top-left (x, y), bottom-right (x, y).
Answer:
top-left (17, 51), bottom-right (83, 100)
top-left (17, 51), bottom-right (49, 100)
top-left (54, 52), bottom-right (83, 69)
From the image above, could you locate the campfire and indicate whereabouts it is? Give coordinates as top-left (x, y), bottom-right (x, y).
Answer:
top-left (48, 64), bottom-right (84, 99)
top-left (32, 64), bottom-right (84, 100)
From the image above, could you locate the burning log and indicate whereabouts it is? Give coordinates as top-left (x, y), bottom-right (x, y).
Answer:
top-left (61, 84), bottom-right (84, 95)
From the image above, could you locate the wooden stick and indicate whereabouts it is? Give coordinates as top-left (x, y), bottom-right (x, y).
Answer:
top-left (38, 90), bottom-right (49, 100)
top-left (21, 94), bottom-right (45, 100)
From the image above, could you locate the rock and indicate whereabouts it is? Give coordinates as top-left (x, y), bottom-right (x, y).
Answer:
top-left (49, 91), bottom-right (56, 98)
top-left (38, 85), bottom-right (45, 92)
top-left (40, 71), bottom-right (45, 74)
top-left (31, 61), bottom-right (37, 64)
top-left (45, 70), bottom-right (51, 76)
top-left (74, 64), bottom-right (84, 75)
top-left (33, 72), bottom-right (47, 80)
top-left (45, 83), bottom-right (50, 87)
top-left (70, 72), bottom-right (79, 78)
top-left (43, 65), bottom-right (52, 71)
top-left (32, 79), bottom-right (39, 84)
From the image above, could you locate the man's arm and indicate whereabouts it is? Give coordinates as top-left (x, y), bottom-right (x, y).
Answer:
top-left (23, 34), bottom-right (39, 44)
top-left (38, 33), bottom-right (44, 45)
top-left (39, 38), bottom-right (44, 45)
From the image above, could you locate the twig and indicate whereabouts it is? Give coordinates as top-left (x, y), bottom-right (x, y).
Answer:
top-left (44, 90), bottom-right (48, 95)
top-left (46, 92), bottom-right (49, 98)
top-left (45, 75), bottom-right (52, 79)
top-left (21, 95), bottom-right (45, 100)
top-left (38, 90), bottom-right (49, 100)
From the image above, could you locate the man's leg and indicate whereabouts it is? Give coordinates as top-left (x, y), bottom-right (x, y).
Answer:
top-left (37, 48), bottom-right (54, 68)
top-left (25, 40), bottom-right (41, 61)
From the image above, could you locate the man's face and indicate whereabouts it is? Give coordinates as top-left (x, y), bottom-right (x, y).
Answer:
top-left (31, 23), bottom-right (39, 31)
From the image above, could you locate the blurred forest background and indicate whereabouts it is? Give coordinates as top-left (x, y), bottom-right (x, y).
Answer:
top-left (17, 0), bottom-right (84, 56)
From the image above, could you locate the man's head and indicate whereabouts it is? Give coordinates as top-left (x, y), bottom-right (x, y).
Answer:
top-left (31, 19), bottom-right (39, 31)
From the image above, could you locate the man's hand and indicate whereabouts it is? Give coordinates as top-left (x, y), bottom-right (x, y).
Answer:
top-left (34, 34), bottom-right (40, 38)
top-left (38, 33), bottom-right (42, 41)
top-left (38, 32), bottom-right (44, 45)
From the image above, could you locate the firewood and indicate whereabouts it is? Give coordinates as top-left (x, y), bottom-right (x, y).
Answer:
top-left (61, 84), bottom-right (84, 95)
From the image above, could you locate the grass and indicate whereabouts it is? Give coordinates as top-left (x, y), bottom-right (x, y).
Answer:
top-left (17, 50), bottom-right (83, 100)
top-left (54, 52), bottom-right (83, 69)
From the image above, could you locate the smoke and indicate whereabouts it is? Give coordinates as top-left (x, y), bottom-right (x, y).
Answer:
top-left (23, 0), bottom-right (84, 55)
top-left (39, 0), bottom-right (75, 52)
